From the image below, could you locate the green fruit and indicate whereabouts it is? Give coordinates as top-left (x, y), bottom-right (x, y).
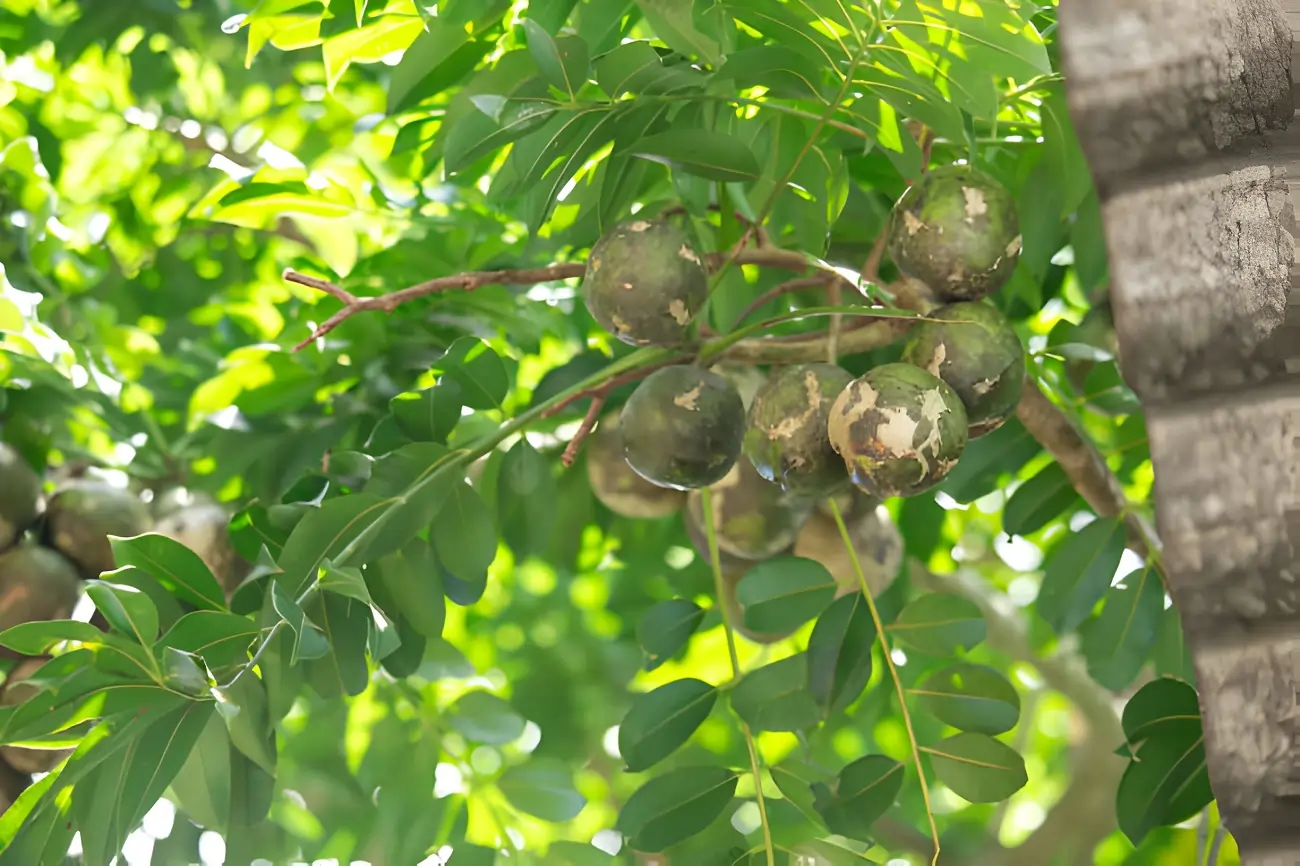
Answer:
top-left (0, 445), bottom-right (40, 552)
top-left (620, 365), bottom-right (745, 490)
top-left (43, 480), bottom-right (152, 580)
top-left (900, 301), bottom-right (1025, 437)
top-left (582, 219), bottom-right (708, 346)
top-left (684, 458), bottom-right (813, 562)
top-left (744, 363), bottom-right (854, 498)
top-left (585, 414), bottom-right (686, 519)
top-left (827, 363), bottom-right (969, 499)
top-left (709, 362), bottom-right (768, 410)
top-left (0, 545), bottom-right (81, 639)
top-left (794, 505), bottom-right (903, 599)
top-left (0, 657), bottom-right (73, 773)
top-left (886, 164), bottom-right (1021, 301)
top-left (155, 503), bottom-right (247, 595)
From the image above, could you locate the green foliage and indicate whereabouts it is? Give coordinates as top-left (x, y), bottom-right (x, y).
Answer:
top-left (0, 1), bottom-right (1230, 864)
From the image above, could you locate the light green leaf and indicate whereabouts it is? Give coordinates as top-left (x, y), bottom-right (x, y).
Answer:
top-left (616, 766), bottom-right (739, 852)
top-left (628, 130), bottom-right (761, 182)
top-left (925, 733), bottom-right (1027, 803)
top-left (110, 533), bottom-right (227, 611)
top-left (1035, 517), bottom-right (1127, 635)
top-left (911, 663), bottom-right (1020, 735)
top-left (887, 592), bottom-right (985, 656)
top-left (736, 556), bottom-right (837, 635)
top-left (730, 655), bottom-right (821, 733)
top-left (448, 690), bottom-right (525, 745)
top-left (523, 19), bottom-right (589, 99)
top-left (0, 620), bottom-right (107, 656)
top-left (634, 0), bottom-right (721, 64)
top-left (322, 14), bottom-right (423, 89)
top-left (498, 759), bottom-right (587, 822)
top-left (157, 611), bottom-right (260, 669)
top-left (85, 581), bottom-right (160, 647)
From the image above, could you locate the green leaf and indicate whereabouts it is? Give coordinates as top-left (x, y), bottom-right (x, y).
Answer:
top-left (497, 438), bottom-right (557, 559)
top-left (716, 45), bottom-right (826, 101)
top-left (85, 580), bottom-right (160, 646)
top-left (162, 648), bottom-right (208, 695)
top-left (925, 733), bottom-right (1028, 803)
top-left (386, 19), bottom-right (478, 114)
top-left (1079, 565), bottom-right (1164, 691)
top-left (0, 620), bottom-right (106, 656)
top-left (1122, 677), bottom-right (1201, 744)
top-left (617, 678), bottom-right (717, 772)
top-left (523, 19), bottom-right (589, 99)
top-left (634, 0), bottom-right (721, 64)
top-left (730, 655), bottom-right (821, 733)
top-left (158, 611), bottom-right (260, 669)
top-left (389, 382), bottom-right (462, 443)
top-left (275, 493), bottom-right (391, 596)
top-left (104, 565), bottom-right (188, 633)
top-left (432, 479), bottom-right (498, 582)
top-left (806, 593), bottom-right (876, 717)
top-left (636, 599), bottom-right (704, 670)
top-left (770, 757), bottom-right (831, 826)
top-left (628, 130), bottom-right (761, 182)
top-left (304, 592), bottom-right (370, 697)
top-left (1115, 716), bottom-right (1211, 846)
top-left (431, 337), bottom-right (509, 411)
top-left (911, 663), bottom-right (1020, 735)
top-left (444, 99), bottom-right (558, 176)
top-left (1035, 517), bottom-right (1127, 635)
top-left (270, 581), bottom-right (330, 663)
top-left (1151, 607), bottom-right (1195, 685)
top-left (813, 755), bottom-right (905, 840)
top-left (542, 841), bottom-right (618, 865)
top-left (170, 711), bottom-right (232, 830)
top-left (1002, 462), bottom-right (1080, 536)
top-left (736, 556), bottom-right (837, 635)
top-left (448, 690), bottom-right (526, 745)
top-left (372, 544), bottom-right (446, 639)
top-left (111, 533), bottom-right (228, 611)
top-left (888, 593), bottom-right (985, 656)
top-left (593, 40), bottom-right (703, 98)
top-left (616, 766), bottom-right (740, 852)
top-left (498, 758), bottom-right (587, 822)
top-left (938, 418), bottom-right (1041, 504)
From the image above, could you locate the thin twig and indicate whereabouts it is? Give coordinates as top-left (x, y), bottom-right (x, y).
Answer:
top-left (539, 359), bottom-right (680, 420)
top-left (731, 276), bottom-right (832, 329)
top-left (660, 204), bottom-right (771, 248)
top-left (560, 395), bottom-right (605, 468)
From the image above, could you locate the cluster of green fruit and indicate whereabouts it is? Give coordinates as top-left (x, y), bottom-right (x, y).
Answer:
top-left (0, 443), bottom-right (244, 799)
top-left (580, 166), bottom-right (1025, 639)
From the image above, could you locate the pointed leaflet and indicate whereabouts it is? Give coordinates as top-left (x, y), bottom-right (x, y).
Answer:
top-left (274, 493), bottom-right (391, 596)
top-left (911, 664), bottom-right (1020, 735)
top-left (157, 611), bottom-right (260, 669)
top-left (1115, 716), bottom-right (1212, 846)
top-left (635, 0), bottom-right (722, 64)
top-left (617, 678), bottom-right (717, 772)
top-left (628, 130), bottom-right (761, 183)
top-left (304, 592), bottom-right (369, 697)
top-left (431, 337), bottom-right (509, 411)
top-left (736, 556), bottom-right (837, 634)
top-left (104, 565), bottom-right (186, 632)
top-left (270, 581), bottom-right (329, 663)
top-left (497, 758), bottom-right (587, 822)
top-left (496, 438), bottom-right (557, 559)
top-left (371, 542), bottom-right (445, 639)
top-left (1079, 565), bottom-right (1164, 691)
top-left (523, 19), bottom-right (589, 100)
top-left (806, 593), bottom-right (875, 717)
top-left (729, 655), bottom-right (821, 733)
top-left (432, 478), bottom-right (497, 584)
top-left (814, 755), bottom-right (905, 840)
top-left (386, 17), bottom-right (477, 113)
top-left (1036, 517), bottom-right (1127, 635)
top-left (1002, 462), bottom-right (1080, 536)
top-left (636, 599), bottom-right (704, 670)
top-left (888, 592), bottom-right (985, 656)
top-left (616, 766), bottom-right (740, 852)
top-left (110, 533), bottom-right (227, 610)
top-left (84, 580), bottom-right (159, 646)
top-left (169, 711), bottom-right (232, 830)
top-left (925, 733), bottom-right (1028, 803)
top-left (0, 620), bottom-right (107, 656)
top-left (215, 671), bottom-right (278, 775)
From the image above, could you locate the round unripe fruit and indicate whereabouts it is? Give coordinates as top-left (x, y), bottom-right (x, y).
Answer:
top-left (886, 164), bottom-right (1021, 302)
top-left (0, 658), bottom-right (73, 773)
top-left (744, 363), bottom-right (854, 498)
top-left (900, 301), bottom-right (1025, 437)
top-left (155, 503), bottom-right (248, 595)
top-left (585, 415), bottom-right (686, 519)
top-left (827, 363), bottom-right (968, 499)
top-left (0, 445), bottom-right (40, 553)
top-left (684, 458), bottom-right (813, 562)
top-left (794, 505), bottom-right (903, 599)
top-left (43, 480), bottom-right (152, 580)
top-left (816, 487), bottom-right (881, 522)
top-left (620, 365), bottom-right (745, 490)
top-left (582, 220), bottom-right (708, 346)
top-left (0, 545), bottom-right (80, 637)
top-left (709, 362), bottom-right (767, 410)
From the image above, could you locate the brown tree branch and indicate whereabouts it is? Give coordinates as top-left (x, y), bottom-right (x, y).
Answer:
top-left (561, 395), bottom-right (605, 468)
top-left (731, 276), bottom-right (832, 329)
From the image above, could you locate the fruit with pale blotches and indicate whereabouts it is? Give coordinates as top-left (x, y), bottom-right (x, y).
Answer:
top-left (585, 414), bottom-right (686, 519)
top-left (744, 363), bottom-right (854, 498)
top-left (42, 480), bottom-right (151, 580)
top-left (794, 505), bottom-right (903, 599)
top-left (620, 365), bottom-right (745, 490)
top-left (683, 458), bottom-right (812, 563)
top-left (827, 363), bottom-right (968, 499)
top-left (582, 219), bottom-right (708, 347)
top-left (0, 445), bottom-right (40, 552)
top-left (901, 300), bottom-right (1025, 437)
top-left (886, 164), bottom-right (1021, 302)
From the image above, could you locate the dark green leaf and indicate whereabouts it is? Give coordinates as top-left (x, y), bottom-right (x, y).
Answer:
top-left (616, 766), bottom-right (740, 852)
top-left (432, 479), bottom-right (498, 581)
top-left (270, 581), bottom-right (329, 663)
top-left (636, 599), bottom-right (704, 670)
top-left (736, 556), bottom-right (837, 634)
top-left (806, 593), bottom-right (875, 717)
top-left (372, 543), bottom-right (446, 639)
top-left (925, 733), bottom-right (1028, 803)
top-left (1122, 677), bottom-right (1201, 744)
top-left (431, 337), bottom-right (509, 411)
top-left (389, 382), bottom-right (462, 443)
top-left (1002, 462), bottom-right (1080, 536)
top-left (814, 755), bottom-right (905, 840)
top-left (628, 130), bottom-right (761, 182)
top-left (170, 711), bottom-right (232, 830)
top-left (635, 0), bottom-right (722, 64)
top-left (716, 45), bottom-right (826, 100)
top-left (318, 561), bottom-right (374, 604)
top-left (448, 690), bottom-right (526, 745)
top-left (215, 672), bottom-right (278, 775)
top-left (0, 620), bottom-right (106, 656)
top-left (523, 19), bottom-right (589, 99)
top-left (387, 20), bottom-right (476, 113)
top-left (497, 438), bottom-right (557, 559)
top-left (498, 758), bottom-right (587, 822)
top-left (158, 611), bottom-right (260, 669)
top-left (939, 418), bottom-right (1041, 504)
top-left (304, 592), bottom-right (370, 697)
top-left (1079, 565), bottom-right (1164, 691)
top-left (911, 663), bottom-right (1020, 735)
top-left (618, 678), bottom-right (717, 772)
top-left (111, 533), bottom-right (227, 610)
top-left (1035, 517), bottom-right (1127, 635)
top-left (888, 593), bottom-right (985, 656)
top-left (275, 493), bottom-right (391, 596)
top-left (1115, 717), bottom-right (1211, 846)
top-left (730, 655), bottom-right (821, 733)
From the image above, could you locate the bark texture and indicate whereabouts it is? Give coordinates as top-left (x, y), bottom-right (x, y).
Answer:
top-left (1061, 0), bottom-right (1300, 860)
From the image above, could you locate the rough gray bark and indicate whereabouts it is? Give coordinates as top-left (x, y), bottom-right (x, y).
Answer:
top-left (1061, 0), bottom-right (1300, 860)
